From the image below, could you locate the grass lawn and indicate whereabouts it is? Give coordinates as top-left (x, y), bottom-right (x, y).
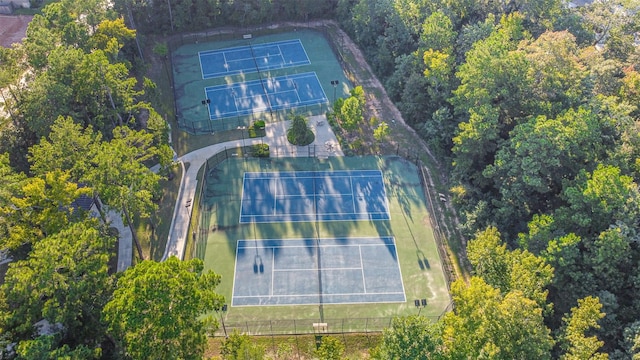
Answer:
top-left (134, 163), bottom-right (183, 261)
top-left (198, 156), bottom-right (450, 337)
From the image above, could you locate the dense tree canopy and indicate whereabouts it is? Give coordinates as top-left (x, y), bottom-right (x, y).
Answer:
top-left (2, 0), bottom-right (640, 357)
top-left (103, 257), bottom-right (224, 360)
top-left (0, 0), bottom-right (215, 357)
top-left (338, 0), bottom-right (640, 356)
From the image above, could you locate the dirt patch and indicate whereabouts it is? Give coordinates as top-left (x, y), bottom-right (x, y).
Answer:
top-left (0, 15), bottom-right (32, 48)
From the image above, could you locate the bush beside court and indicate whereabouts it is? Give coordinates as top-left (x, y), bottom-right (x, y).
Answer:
top-left (286, 114), bottom-right (315, 146)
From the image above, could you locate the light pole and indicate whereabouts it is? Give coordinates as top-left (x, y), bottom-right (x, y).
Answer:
top-left (219, 304), bottom-right (228, 337)
top-left (330, 80), bottom-right (339, 104)
top-left (202, 98), bottom-right (212, 133)
top-left (237, 126), bottom-right (246, 150)
top-left (414, 298), bottom-right (427, 315)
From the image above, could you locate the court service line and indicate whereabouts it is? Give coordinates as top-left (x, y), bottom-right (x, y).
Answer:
top-left (240, 243), bottom-right (391, 250)
top-left (234, 290), bottom-right (405, 299)
top-left (231, 89), bottom-right (240, 113)
top-left (272, 178), bottom-right (277, 215)
top-left (199, 55), bottom-right (206, 79)
top-left (350, 176), bottom-right (356, 214)
top-left (271, 251), bottom-right (275, 296)
top-left (222, 52), bottom-right (229, 74)
top-left (273, 266), bottom-right (363, 272)
top-left (276, 44), bottom-right (285, 59)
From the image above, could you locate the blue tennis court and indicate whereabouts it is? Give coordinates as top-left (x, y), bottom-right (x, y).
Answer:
top-left (239, 170), bottom-right (390, 223)
top-left (199, 39), bottom-right (310, 79)
top-left (205, 72), bottom-right (327, 120)
top-left (232, 237), bottom-right (406, 306)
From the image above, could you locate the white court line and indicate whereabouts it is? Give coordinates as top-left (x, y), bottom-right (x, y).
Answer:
top-left (359, 245), bottom-right (367, 293)
top-left (276, 43), bottom-right (285, 58)
top-left (350, 176), bottom-right (356, 214)
top-left (238, 243), bottom-right (392, 250)
top-left (271, 251), bottom-right (275, 296)
top-left (272, 178), bottom-right (277, 215)
top-left (230, 87), bottom-right (240, 113)
top-left (273, 267), bottom-right (363, 272)
top-left (237, 175), bottom-right (248, 224)
top-left (224, 48), bottom-right (255, 61)
top-left (230, 243), bottom-right (240, 306)
top-left (198, 53), bottom-right (206, 79)
top-left (298, 39), bottom-right (312, 65)
top-left (222, 52), bottom-right (229, 74)
top-left (234, 291), bottom-right (405, 299)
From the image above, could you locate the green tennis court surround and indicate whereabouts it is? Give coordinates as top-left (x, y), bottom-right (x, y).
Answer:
top-left (196, 156), bottom-right (451, 330)
top-left (171, 29), bottom-right (349, 133)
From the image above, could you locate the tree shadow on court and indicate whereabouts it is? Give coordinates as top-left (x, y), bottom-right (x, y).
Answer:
top-left (383, 157), bottom-right (423, 222)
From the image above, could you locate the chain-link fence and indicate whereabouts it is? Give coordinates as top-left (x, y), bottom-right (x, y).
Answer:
top-left (212, 316), bottom-right (442, 337)
top-left (167, 22), bottom-right (342, 135)
top-left (418, 163), bottom-right (456, 292)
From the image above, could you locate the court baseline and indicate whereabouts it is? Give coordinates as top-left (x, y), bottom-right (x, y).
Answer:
top-left (232, 237), bottom-right (406, 306)
top-left (239, 170), bottom-right (390, 223)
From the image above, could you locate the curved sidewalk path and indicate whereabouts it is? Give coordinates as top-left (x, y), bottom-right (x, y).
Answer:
top-left (162, 116), bottom-right (343, 261)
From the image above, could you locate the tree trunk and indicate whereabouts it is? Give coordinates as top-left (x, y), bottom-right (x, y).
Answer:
top-left (122, 204), bottom-right (145, 260)
top-left (0, 89), bottom-right (15, 124)
top-left (106, 85), bottom-right (124, 127)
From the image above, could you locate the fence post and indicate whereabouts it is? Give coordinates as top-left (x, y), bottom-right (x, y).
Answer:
top-left (270, 320), bottom-right (275, 352)
top-left (294, 320), bottom-right (301, 360)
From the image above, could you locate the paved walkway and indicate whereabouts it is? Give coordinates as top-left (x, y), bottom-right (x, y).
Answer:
top-left (162, 115), bottom-right (343, 261)
top-left (105, 209), bottom-right (133, 272)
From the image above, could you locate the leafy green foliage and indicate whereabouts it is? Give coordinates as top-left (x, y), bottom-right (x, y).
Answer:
top-left (28, 116), bottom-right (101, 181)
top-left (562, 165), bottom-right (640, 236)
top-left (314, 336), bottom-right (345, 360)
top-left (251, 144), bottom-right (270, 158)
top-left (467, 227), bottom-right (553, 312)
top-left (333, 86), bottom-right (366, 131)
top-left (15, 335), bottom-right (100, 360)
top-left (372, 315), bottom-right (442, 360)
top-left (442, 277), bottom-right (554, 359)
top-left (286, 114), bottom-right (314, 146)
top-left (103, 257), bottom-right (224, 360)
top-left (84, 126), bottom-right (163, 259)
top-left (373, 121), bottom-right (389, 142)
top-left (1, 171), bottom-right (93, 250)
top-left (0, 220), bottom-right (114, 353)
top-left (559, 296), bottom-right (607, 360)
top-left (220, 331), bottom-right (265, 359)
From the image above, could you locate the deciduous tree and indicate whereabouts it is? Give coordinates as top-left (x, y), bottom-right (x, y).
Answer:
top-left (371, 315), bottom-right (443, 360)
top-left (442, 277), bottom-right (554, 359)
top-left (0, 220), bottom-right (114, 353)
top-left (559, 296), bottom-right (607, 360)
top-left (28, 116), bottom-right (100, 181)
top-left (103, 257), bottom-right (224, 360)
top-left (84, 126), bottom-right (163, 259)
top-left (1, 170), bottom-right (92, 251)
